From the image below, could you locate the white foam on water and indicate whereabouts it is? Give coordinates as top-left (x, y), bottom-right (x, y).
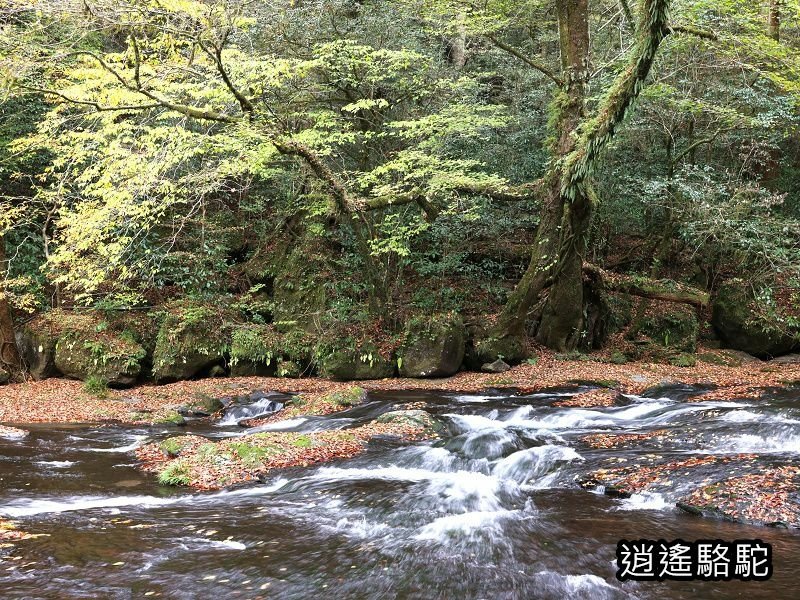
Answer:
top-left (492, 445), bottom-right (583, 486)
top-left (250, 417), bottom-right (308, 432)
top-left (710, 432), bottom-right (800, 454)
top-left (310, 466), bottom-right (509, 512)
top-left (533, 572), bottom-right (622, 600)
top-left (85, 434), bottom-right (149, 453)
top-left (1, 478), bottom-right (289, 518)
top-left (614, 492), bottom-right (670, 511)
top-left (0, 495), bottom-right (181, 517)
top-left (721, 410), bottom-right (800, 425)
top-left (452, 395), bottom-right (498, 404)
top-left (202, 539), bottom-right (247, 550)
top-left (35, 460), bottom-right (76, 468)
top-left (217, 397), bottom-right (284, 426)
top-left (414, 509), bottom-right (513, 542)
top-left (0, 429), bottom-right (28, 440)
top-left (334, 516), bottom-right (390, 539)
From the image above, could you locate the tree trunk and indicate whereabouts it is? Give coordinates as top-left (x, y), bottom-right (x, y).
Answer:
top-left (493, 0), bottom-right (590, 351)
top-left (0, 235), bottom-right (22, 373)
top-left (769, 0), bottom-right (781, 41)
top-left (493, 0), bottom-right (672, 353)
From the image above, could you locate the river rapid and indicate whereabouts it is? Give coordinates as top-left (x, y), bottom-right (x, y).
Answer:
top-left (2, 385), bottom-right (800, 599)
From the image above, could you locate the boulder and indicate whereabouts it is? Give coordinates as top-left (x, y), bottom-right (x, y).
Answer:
top-left (397, 314), bottom-right (465, 378)
top-left (712, 280), bottom-right (798, 358)
top-left (16, 322), bottom-right (59, 380)
top-left (771, 353), bottom-right (800, 365)
top-left (465, 333), bottom-right (527, 370)
top-left (0, 367), bottom-right (8, 385)
top-left (152, 305), bottom-right (229, 383)
top-left (638, 304), bottom-right (699, 353)
top-left (54, 333), bottom-right (145, 387)
top-left (376, 409), bottom-right (443, 435)
top-left (229, 324), bottom-right (314, 377)
top-left (481, 359), bottom-right (511, 374)
top-left (320, 348), bottom-right (394, 380)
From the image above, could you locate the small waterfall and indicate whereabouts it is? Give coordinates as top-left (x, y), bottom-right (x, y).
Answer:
top-left (217, 396), bottom-right (284, 426)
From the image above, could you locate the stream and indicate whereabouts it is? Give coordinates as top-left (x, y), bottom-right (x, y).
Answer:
top-left (2, 385), bottom-right (800, 599)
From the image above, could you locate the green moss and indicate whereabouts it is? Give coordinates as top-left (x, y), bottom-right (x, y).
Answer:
top-left (83, 375), bottom-right (109, 398)
top-left (608, 351), bottom-right (628, 365)
top-left (639, 305), bottom-right (699, 353)
top-left (324, 386), bottom-right (365, 407)
top-left (155, 411), bottom-right (187, 426)
top-left (158, 436), bottom-right (193, 457)
top-left (158, 460), bottom-right (191, 486)
top-left (293, 435), bottom-right (313, 448)
top-left (670, 353), bottom-right (697, 368)
top-left (152, 303), bottom-right (231, 382)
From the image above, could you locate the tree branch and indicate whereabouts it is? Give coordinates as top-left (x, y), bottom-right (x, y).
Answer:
top-left (486, 35), bottom-right (563, 86)
top-left (664, 24), bottom-right (718, 41)
top-left (561, 0), bottom-right (671, 199)
top-left (584, 263), bottom-right (709, 308)
top-left (196, 29), bottom-right (255, 114)
top-left (20, 86), bottom-right (161, 113)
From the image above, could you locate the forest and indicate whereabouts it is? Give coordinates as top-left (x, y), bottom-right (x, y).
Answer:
top-left (1, 1), bottom-right (800, 598)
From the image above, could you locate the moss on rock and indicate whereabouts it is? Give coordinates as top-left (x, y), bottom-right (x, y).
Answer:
top-left (466, 333), bottom-right (527, 369)
top-left (55, 331), bottom-right (145, 387)
top-left (638, 304), bottom-right (699, 353)
top-left (397, 313), bottom-right (465, 378)
top-left (712, 279), bottom-right (799, 358)
top-left (319, 346), bottom-right (394, 380)
top-left (152, 304), bottom-right (231, 383)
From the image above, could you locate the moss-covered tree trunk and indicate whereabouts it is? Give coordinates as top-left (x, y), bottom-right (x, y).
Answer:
top-left (0, 235), bottom-right (22, 373)
top-left (494, 0), bottom-right (672, 352)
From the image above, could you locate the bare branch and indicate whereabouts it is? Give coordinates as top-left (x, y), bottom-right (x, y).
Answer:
top-left (486, 35), bottom-right (563, 86)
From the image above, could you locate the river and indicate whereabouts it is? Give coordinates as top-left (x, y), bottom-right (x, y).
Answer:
top-left (2, 385), bottom-right (799, 599)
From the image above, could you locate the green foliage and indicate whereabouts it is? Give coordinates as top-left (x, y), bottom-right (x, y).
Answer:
top-left (158, 460), bottom-right (192, 486)
top-left (83, 375), bottom-right (108, 398)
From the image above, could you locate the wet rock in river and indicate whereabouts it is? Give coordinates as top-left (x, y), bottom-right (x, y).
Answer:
top-left (376, 409), bottom-right (443, 434)
top-left (678, 466), bottom-right (800, 528)
top-left (177, 395), bottom-right (225, 417)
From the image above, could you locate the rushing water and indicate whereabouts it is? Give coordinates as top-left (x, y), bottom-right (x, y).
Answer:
top-left (2, 386), bottom-right (800, 599)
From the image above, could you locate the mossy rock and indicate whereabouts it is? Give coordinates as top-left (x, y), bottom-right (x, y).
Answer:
top-left (155, 411), bottom-right (187, 426)
top-left (158, 436), bottom-right (195, 457)
top-left (276, 360), bottom-right (302, 378)
top-left (152, 304), bottom-right (230, 383)
top-left (639, 305), bottom-right (699, 353)
top-left (271, 237), bottom-right (330, 333)
top-left (229, 324), bottom-right (315, 377)
top-left (178, 395), bottom-right (225, 417)
top-left (465, 333), bottom-right (527, 369)
top-left (16, 316), bottom-right (61, 380)
top-left (54, 331), bottom-right (146, 388)
top-left (397, 313), bottom-right (465, 378)
top-left (320, 347), bottom-right (394, 380)
top-left (376, 409), bottom-right (443, 435)
top-left (712, 279), bottom-right (799, 358)
top-left (229, 324), bottom-right (281, 377)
